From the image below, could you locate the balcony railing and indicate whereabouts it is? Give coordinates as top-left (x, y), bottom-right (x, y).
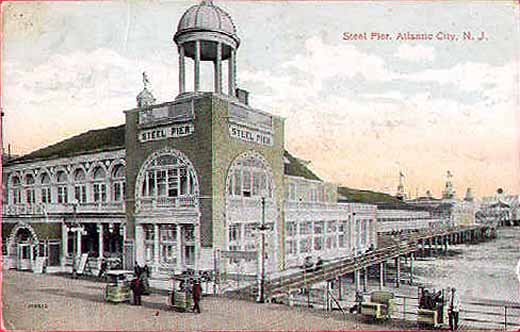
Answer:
top-left (2, 201), bottom-right (125, 216)
top-left (284, 201), bottom-right (351, 211)
top-left (137, 195), bottom-right (198, 212)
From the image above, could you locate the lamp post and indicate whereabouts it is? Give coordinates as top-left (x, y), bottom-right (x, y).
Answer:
top-left (257, 196), bottom-right (267, 303)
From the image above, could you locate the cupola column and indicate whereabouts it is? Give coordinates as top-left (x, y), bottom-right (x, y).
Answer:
top-left (228, 48), bottom-right (236, 96)
top-left (194, 40), bottom-right (201, 92)
top-left (179, 45), bottom-right (186, 94)
top-left (214, 42), bottom-right (222, 93)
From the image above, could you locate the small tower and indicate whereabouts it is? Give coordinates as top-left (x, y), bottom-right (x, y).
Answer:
top-left (174, 0), bottom-right (240, 97)
top-left (136, 72), bottom-right (156, 108)
top-left (442, 170), bottom-right (456, 199)
top-left (396, 171), bottom-right (406, 201)
top-left (464, 188), bottom-right (474, 202)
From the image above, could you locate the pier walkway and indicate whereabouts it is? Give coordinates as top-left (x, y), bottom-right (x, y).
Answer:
top-left (229, 224), bottom-right (495, 302)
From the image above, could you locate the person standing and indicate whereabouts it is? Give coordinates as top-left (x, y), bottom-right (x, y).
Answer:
top-left (192, 279), bottom-right (202, 314)
top-left (448, 287), bottom-right (461, 331)
top-left (98, 259), bottom-right (108, 279)
top-left (134, 261), bottom-right (142, 278)
top-left (130, 277), bottom-right (143, 306)
top-left (354, 288), bottom-right (364, 313)
top-left (141, 264), bottom-right (151, 295)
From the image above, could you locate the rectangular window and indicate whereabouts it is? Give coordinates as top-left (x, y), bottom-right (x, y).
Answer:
top-left (185, 245), bottom-right (195, 265)
top-left (58, 186), bottom-right (68, 204)
top-left (339, 234), bottom-right (345, 248)
top-left (233, 170), bottom-right (241, 196)
top-left (314, 221), bottom-right (324, 235)
top-left (161, 244), bottom-right (176, 264)
top-left (314, 236), bottom-right (323, 251)
top-left (113, 182), bottom-right (121, 201)
top-left (93, 183), bottom-right (107, 202)
top-left (26, 189), bottom-right (35, 204)
top-left (242, 170), bottom-right (251, 197)
top-left (286, 240), bottom-right (297, 256)
top-left (144, 226), bottom-right (154, 240)
top-left (180, 168), bottom-right (188, 196)
top-left (286, 222), bottom-right (296, 238)
top-left (300, 221), bottom-right (312, 235)
top-left (327, 220), bottom-right (336, 233)
top-left (74, 185), bottom-right (87, 203)
top-left (41, 188), bottom-right (51, 203)
top-left (229, 224), bottom-right (240, 242)
top-left (13, 189), bottom-right (21, 204)
top-left (157, 170), bottom-right (167, 196)
top-left (145, 243), bottom-right (154, 264)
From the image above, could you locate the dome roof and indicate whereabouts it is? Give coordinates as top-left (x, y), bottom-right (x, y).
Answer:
top-left (177, 0), bottom-right (237, 38)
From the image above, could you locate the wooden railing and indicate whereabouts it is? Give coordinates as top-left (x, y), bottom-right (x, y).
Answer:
top-left (235, 225), bottom-right (491, 302)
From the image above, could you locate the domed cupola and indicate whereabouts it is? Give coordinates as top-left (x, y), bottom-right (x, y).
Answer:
top-left (173, 0), bottom-right (240, 97)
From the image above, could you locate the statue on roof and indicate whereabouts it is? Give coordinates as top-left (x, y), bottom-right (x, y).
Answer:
top-left (143, 71), bottom-right (151, 90)
top-left (136, 71), bottom-right (156, 108)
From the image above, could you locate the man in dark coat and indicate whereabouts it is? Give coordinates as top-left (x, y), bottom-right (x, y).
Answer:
top-left (134, 261), bottom-right (142, 278)
top-left (98, 259), bottom-right (108, 279)
top-left (130, 277), bottom-right (143, 306)
top-left (192, 279), bottom-right (202, 313)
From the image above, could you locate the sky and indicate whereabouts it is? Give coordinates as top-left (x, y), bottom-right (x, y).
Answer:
top-left (2, 0), bottom-right (520, 199)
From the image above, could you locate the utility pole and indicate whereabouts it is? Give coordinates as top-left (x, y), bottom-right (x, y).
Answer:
top-left (257, 196), bottom-right (267, 303)
top-left (70, 199), bottom-right (80, 279)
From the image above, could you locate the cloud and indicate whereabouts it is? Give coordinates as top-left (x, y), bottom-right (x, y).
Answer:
top-left (3, 48), bottom-right (178, 153)
top-left (394, 44), bottom-right (435, 62)
top-left (239, 36), bottom-right (519, 196)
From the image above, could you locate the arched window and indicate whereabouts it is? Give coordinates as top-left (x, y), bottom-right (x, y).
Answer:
top-left (227, 154), bottom-right (273, 198)
top-left (40, 172), bottom-right (52, 204)
top-left (140, 155), bottom-right (196, 199)
top-left (91, 166), bottom-right (107, 203)
top-left (56, 170), bottom-right (68, 204)
top-left (25, 174), bottom-right (36, 204)
top-left (73, 169), bottom-right (87, 203)
top-left (111, 164), bottom-right (125, 202)
top-left (11, 176), bottom-right (22, 204)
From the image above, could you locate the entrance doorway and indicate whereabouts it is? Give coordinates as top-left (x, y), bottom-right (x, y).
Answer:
top-left (14, 228), bottom-right (35, 270)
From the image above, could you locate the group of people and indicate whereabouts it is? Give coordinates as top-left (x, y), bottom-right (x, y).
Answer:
top-left (418, 286), bottom-right (461, 331)
top-left (419, 287), bottom-right (445, 324)
top-left (170, 277), bottom-right (203, 313)
top-left (129, 262), bottom-right (151, 306)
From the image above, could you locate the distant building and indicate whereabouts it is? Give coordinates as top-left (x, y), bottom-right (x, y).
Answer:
top-left (407, 172), bottom-right (476, 227)
top-left (480, 189), bottom-right (519, 225)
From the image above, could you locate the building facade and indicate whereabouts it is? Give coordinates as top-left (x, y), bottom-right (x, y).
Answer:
top-left (2, 0), bottom-right (378, 282)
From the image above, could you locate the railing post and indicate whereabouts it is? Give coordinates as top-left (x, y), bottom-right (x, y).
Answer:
top-left (504, 306), bottom-right (508, 330)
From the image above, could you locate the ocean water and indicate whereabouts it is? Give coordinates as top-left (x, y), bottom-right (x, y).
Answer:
top-left (412, 227), bottom-right (520, 303)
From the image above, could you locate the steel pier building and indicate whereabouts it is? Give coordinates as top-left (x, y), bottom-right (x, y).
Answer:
top-left (2, 1), bottom-right (378, 283)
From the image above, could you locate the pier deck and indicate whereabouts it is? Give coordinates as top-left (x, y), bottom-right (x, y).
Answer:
top-left (230, 224), bottom-right (495, 302)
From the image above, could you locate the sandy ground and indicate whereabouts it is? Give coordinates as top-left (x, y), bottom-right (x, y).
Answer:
top-left (2, 269), bottom-right (426, 331)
